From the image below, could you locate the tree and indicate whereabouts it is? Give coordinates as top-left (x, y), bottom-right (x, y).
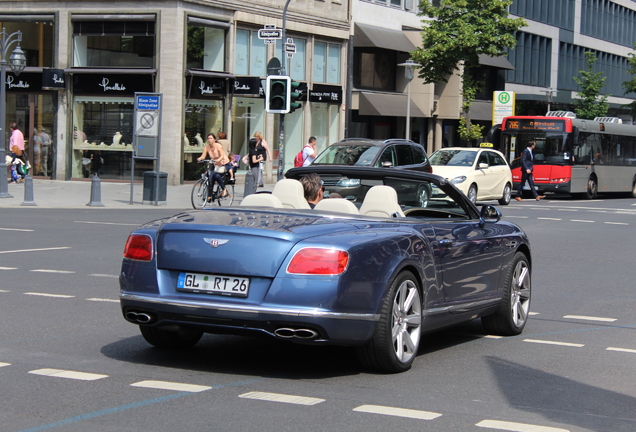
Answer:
top-left (621, 43), bottom-right (636, 118)
top-left (411, 0), bottom-right (525, 141)
top-left (573, 51), bottom-right (609, 119)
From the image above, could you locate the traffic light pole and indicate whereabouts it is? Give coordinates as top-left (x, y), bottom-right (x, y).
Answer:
top-left (277, 0), bottom-right (292, 181)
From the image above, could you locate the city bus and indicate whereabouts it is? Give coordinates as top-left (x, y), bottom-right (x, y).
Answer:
top-left (487, 111), bottom-right (636, 199)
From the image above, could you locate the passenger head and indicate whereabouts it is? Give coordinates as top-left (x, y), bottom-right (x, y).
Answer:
top-left (300, 173), bottom-right (323, 204)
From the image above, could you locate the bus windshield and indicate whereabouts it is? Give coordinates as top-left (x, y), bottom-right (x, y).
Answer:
top-left (501, 132), bottom-right (573, 168)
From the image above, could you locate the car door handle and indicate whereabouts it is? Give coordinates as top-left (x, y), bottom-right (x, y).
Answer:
top-left (439, 239), bottom-right (453, 247)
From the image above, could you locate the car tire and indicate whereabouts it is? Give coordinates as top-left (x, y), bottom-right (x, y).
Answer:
top-left (482, 252), bottom-right (531, 336)
top-left (498, 183), bottom-right (512, 205)
top-left (140, 326), bottom-right (204, 349)
top-left (417, 185), bottom-right (430, 207)
top-left (356, 271), bottom-right (422, 373)
top-left (467, 184), bottom-right (478, 204)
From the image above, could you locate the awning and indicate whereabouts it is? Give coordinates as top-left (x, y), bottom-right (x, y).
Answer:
top-left (186, 69), bottom-right (235, 80)
top-left (468, 100), bottom-right (493, 121)
top-left (478, 54), bottom-right (515, 70)
top-left (358, 91), bottom-right (426, 117)
top-left (354, 23), bottom-right (416, 53)
top-left (65, 68), bottom-right (156, 74)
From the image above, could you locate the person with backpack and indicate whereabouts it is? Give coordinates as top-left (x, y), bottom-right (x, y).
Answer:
top-left (294, 136), bottom-right (317, 167)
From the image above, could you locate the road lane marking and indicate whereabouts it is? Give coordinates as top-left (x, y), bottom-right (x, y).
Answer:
top-left (476, 419), bottom-right (569, 431)
top-left (0, 247), bottom-right (71, 254)
top-left (31, 269), bottom-right (76, 274)
top-left (537, 217), bottom-right (561, 221)
top-left (0, 267), bottom-right (17, 270)
top-left (563, 315), bottom-right (617, 322)
top-left (482, 335), bottom-right (504, 339)
top-left (74, 220), bottom-right (140, 226)
top-left (86, 298), bottom-right (119, 303)
top-left (24, 292), bottom-right (75, 299)
top-left (29, 368), bottom-right (108, 381)
top-left (604, 222), bottom-right (628, 225)
top-left (0, 289), bottom-right (10, 293)
top-left (557, 209), bottom-right (577, 211)
top-left (607, 347), bottom-right (636, 354)
top-left (506, 216), bottom-right (528, 218)
top-left (523, 339), bottom-right (584, 348)
top-left (131, 380), bottom-right (211, 393)
top-left (0, 362), bottom-right (10, 367)
top-left (0, 227), bottom-right (34, 231)
top-left (570, 219), bottom-right (594, 223)
top-left (89, 274), bottom-right (119, 278)
top-left (239, 391), bottom-right (324, 405)
top-left (353, 404), bottom-right (442, 420)
top-left (529, 312), bottom-right (540, 316)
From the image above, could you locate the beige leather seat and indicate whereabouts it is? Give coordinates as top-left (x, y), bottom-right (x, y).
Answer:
top-left (359, 185), bottom-right (404, 217)
top-left (240, 193), bottom-right (284, 208)
top-left (314, 198), bottom-right (359, 214)
top-left (272, 179), bottom-right (311, 209)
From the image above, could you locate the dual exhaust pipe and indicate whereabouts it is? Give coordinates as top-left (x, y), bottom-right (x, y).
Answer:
top-left (125, 311), bottom-right (154, 324)
top-left (274, 327), bottom-right (319, 340)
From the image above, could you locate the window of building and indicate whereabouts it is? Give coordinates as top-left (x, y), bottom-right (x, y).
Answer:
top-left (0, 19), bottom-right (55, 67)
top-left (314, 42), bottom-right (342, 84)
top-left (235, 29), bottom-right (267, 76)
top-left (276, 38), bottom-right (307, 81)
top-left (509, 0), bottom-right (575, 31)
top-left (186, 22), bottom-right (226, 71)
top-left (363, 0), bottom-right (418, 12)
top-left (73, 20), bottom-right (155, 68)
top-left (580, 0), bottom-right (636, 47)
top-left (506, 32), bottom-right (551, 88)
top-left (353, 49), bottom-right (397, 91)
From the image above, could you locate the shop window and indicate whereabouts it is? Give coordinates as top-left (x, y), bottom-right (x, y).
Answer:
top-left (187, 25), bottom-right (225, 71)
top-left (183, 100), bottom-right (225, 180)
top-left (276, 38), bottom-right (307, 81)
top-left (0, 20), bottom-right (54, 67)
top-left (73, 21), bottom-right (155, 68)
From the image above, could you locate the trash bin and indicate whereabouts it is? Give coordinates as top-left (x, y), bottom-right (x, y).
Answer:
top-left (142, 171), bottom-right (167, 205)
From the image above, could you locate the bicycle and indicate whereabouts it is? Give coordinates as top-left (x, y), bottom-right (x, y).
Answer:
top-left (191, 160), bottom-right (235, 209)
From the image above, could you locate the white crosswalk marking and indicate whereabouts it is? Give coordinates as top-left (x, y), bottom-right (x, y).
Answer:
top-left (239, 391), bottom-right (324, 405)
top-left (353, 404), bottom-right (442, 420)
top-left (524, 339), bottom-right (584, 348)
top-left (476, 419), bottom-right (569, 431)
top-left (131, 380), bottom-right (211, 393)
top-left (29, 368), bottom-right (108, 381)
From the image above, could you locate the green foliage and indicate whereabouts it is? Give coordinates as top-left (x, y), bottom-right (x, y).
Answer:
top-left (411, 0), bottom-right (525, 141)
top-left (187, 26), bottom-right (205, 67)
top-left (573, 51), bottom-right (609, 119)
top-left (622, 43), bottom-right (636, 117)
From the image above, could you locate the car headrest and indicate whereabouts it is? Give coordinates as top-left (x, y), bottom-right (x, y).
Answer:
top-left (314, 198), bottom-right (359, 214)
top-left (359, 185), bottom-right (404, 218)
top-left (272, 179), bottom-right (311, 209)
top-left (240, 193), bottom-right (284, 208)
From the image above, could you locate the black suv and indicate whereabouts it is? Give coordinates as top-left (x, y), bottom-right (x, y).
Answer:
top-left (311, 138), bottom-right (432, 199)
top-left (312, 138), bottom-right (432, 172)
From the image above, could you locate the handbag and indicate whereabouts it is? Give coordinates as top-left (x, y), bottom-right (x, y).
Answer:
top-left (214, 165), bottom-right (226, 174)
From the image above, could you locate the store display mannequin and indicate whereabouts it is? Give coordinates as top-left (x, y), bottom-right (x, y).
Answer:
top-left (195, 133), bottom-right (204, 147)
top-left (113, 131), bottom-right (122, 146)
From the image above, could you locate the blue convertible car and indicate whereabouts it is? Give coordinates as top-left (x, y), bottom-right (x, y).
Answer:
top-left (120, 166), bottom-right (531, 373)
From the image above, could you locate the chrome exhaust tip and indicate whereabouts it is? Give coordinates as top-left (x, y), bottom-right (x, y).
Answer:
top-left (274, 327), bottom-right (319, 340)
top-left (125, 311), bottom-right (154, 324)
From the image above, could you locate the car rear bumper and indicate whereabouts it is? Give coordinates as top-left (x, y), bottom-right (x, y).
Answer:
top-left (120, 293), bottom-right (380, 345)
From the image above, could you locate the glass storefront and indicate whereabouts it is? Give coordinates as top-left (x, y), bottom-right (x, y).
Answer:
top-left (183, 99), bottom-right (224, 180)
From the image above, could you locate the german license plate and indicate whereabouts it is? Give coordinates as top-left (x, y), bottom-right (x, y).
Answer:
top-left (177, 272), bottom-right (249, 297)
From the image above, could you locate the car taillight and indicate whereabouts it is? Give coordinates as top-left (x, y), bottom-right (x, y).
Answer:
top-left (123, 234), bottom-right (153, 261)
top-left (287, 248), bottom-right (349, 275)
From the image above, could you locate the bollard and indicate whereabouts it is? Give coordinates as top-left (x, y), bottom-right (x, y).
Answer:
top-left (243, 169), bottom-right (255, 199)
top-left (21, 175), bottom-right (37, 206)
top-left (86, 173), bottom-right (105, 207)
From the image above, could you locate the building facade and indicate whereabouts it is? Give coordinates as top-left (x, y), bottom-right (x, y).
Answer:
top-left (1, 0), bottom-right (349, 184)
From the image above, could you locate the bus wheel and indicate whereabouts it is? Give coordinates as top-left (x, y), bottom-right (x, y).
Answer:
top-left (632, 180), bottom-right (636, 198)
top-left (586, 176), bottom-right (598, 200)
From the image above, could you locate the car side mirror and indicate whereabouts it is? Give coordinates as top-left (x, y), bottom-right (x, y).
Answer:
top-left (479, 204), bottom-right (501, 225)
top-left (478, 162), bottom-right (488, 169)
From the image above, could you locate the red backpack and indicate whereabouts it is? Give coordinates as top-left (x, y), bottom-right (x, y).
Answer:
top-left (293, 145), bottom-right (312, 167)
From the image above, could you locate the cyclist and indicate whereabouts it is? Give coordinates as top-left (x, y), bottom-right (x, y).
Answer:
top-left (197, 132), bottom-right (231, 200)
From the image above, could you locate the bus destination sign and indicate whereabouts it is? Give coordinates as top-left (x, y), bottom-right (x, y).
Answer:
top-left (506, 119), bottom-right (566, 132)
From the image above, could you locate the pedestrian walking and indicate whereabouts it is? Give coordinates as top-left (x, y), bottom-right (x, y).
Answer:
top-left (515, 139), bottom-right (546, 202)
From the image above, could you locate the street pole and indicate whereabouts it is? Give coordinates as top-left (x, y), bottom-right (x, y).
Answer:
top-left (277, 0), bottom-right (292, 181)
top-left (398, 60), bottom-right (420, 141)
top-left (0, 27), bottom-right (26, 199)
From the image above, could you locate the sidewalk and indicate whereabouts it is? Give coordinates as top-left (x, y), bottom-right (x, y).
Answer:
top-left (0, 173), bottom-right (275, 209)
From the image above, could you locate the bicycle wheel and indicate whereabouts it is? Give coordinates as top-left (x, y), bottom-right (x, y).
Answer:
top-left (191, 178), bottom-right (208, 209)
top-left (218, 183), bottom-right (234, 206)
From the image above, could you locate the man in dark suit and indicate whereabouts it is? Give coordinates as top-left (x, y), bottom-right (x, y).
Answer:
top-left (515, 139), bottom-right (546, 202)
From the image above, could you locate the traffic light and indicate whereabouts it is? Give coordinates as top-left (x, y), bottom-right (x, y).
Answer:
top-left (266, 75), bottom-right (290, 114)
top-left (289, 79), bottom-right (302, 113)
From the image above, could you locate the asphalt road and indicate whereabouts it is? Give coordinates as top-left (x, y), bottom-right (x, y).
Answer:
top-left (1, 197), bottom-right (635, 432)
